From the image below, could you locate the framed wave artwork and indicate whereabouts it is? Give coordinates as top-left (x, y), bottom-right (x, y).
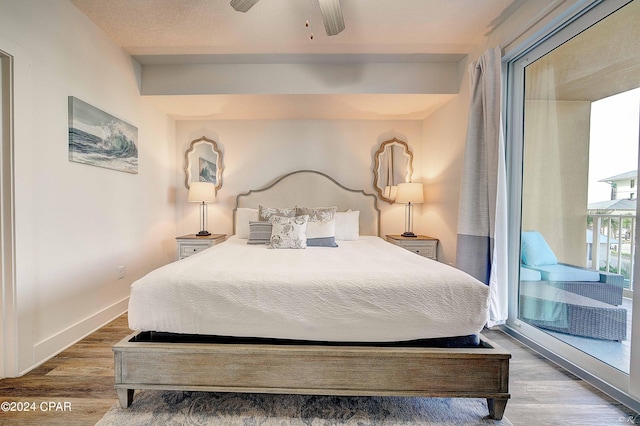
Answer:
top-left (68, 96), bottom-right (138, 174)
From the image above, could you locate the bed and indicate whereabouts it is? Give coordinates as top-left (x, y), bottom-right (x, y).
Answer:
top-left (113, 170), bottom-right (510, 420)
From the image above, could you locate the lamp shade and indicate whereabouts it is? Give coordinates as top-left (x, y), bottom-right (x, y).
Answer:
top-left (395, 182), bottom-right (424, 204)
top-left (188, 182), bottom-right (216, 203)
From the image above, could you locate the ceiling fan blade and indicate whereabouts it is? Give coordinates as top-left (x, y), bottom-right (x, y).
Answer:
top-left (318, 0), bottom-right (345, 36)
top-left (230, 0), bottom-right (260, 13)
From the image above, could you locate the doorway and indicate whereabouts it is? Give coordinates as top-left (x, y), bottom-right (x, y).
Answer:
top-left (506, 0), bottom-right (640, 410)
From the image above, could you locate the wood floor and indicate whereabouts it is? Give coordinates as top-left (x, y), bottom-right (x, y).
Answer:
top-left (0, 314), bottom-right (638, 425)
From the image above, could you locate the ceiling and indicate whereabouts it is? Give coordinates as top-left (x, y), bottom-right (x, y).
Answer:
top-left (70, 0), bottom-right (524, 120)
top-left (525, 0), bottom-right (640, 103)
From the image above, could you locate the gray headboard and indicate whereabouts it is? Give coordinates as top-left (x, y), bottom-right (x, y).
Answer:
top-left (234, 170), bottom-right (380, 236)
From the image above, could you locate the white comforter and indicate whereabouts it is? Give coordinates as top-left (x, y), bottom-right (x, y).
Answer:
top-left (129, 236), bottom-right (489, 342)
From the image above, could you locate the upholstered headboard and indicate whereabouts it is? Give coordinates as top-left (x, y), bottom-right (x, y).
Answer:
top-left (234, 170), bottom-right (380, 236)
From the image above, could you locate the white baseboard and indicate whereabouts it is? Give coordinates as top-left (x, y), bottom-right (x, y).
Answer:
top-left (28, 297), bottom-right (129, 376)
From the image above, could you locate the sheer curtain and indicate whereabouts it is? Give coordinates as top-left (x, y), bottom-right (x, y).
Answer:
top-left (456, 46), bottom-right (508, 327)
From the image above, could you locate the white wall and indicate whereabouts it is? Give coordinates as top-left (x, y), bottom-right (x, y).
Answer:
top-left (0, 0), bottom-right (176, 374)
top-left (420, 70), bottom-right (469, 265)
top-left (176, 120), bottom-right (425, 240)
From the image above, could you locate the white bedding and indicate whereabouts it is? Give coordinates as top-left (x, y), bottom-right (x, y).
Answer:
top-left (128, 236), bottom-right (489, 342)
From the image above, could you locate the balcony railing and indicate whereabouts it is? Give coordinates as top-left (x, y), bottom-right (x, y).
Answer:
top-left (588, 213), bottom-right (635, 296)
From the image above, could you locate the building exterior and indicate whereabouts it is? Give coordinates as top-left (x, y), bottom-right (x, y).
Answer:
top-left (600, 170), bottom-right (637, 200)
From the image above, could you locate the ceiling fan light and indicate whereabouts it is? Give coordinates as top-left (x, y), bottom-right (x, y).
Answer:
top-left (230, 0), bottom-right (260, 13)
top-left (318, 0), bottom-right (345, 36)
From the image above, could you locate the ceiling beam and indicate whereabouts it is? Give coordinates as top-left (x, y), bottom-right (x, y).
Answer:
top-left (139, 61), bottom-right (461, 96)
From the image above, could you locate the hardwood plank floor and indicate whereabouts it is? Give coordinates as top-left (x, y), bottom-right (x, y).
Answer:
top-left (0, 315), bottom-right (129, 425)
top-left (485, 329), bottom-right (639, 425)
top-left (0, 315), bottom-right (638, 425)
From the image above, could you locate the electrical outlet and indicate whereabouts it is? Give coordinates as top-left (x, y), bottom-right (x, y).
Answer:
top-left (118, 265), bottom-right (126, 279)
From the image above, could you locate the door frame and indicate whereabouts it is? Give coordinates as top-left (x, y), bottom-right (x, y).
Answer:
top-left (0, 48), bottom-right (17, 379)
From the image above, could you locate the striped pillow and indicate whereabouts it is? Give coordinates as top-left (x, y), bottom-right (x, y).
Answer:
top-left (247, 221), bottom-right (272, 245)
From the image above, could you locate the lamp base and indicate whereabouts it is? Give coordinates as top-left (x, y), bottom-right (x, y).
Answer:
top-left (196, 230), bottom-right (211, 236)
top-left (401, 232), bottom-right (417, 238)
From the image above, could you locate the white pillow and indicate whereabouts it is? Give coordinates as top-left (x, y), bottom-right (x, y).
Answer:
top-left (306, 218), bottom-right (338, 247)
top-left (235, 208), bottom-right (259, 238)
top-left (296, 206), bottom-right (338, 247)
top-left (335, 210), bottom-right (359, 241)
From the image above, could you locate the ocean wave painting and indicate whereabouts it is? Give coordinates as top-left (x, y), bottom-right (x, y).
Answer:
top-left (199, 157), bottom-right (217, 184)
top-left (68, 96), bottom-right (138, 174)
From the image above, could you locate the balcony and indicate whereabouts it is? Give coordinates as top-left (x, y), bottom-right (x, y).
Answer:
top-left (533, 214), bottom-right (635, 372)
top-left (588, 213), bottom-right (635, 297)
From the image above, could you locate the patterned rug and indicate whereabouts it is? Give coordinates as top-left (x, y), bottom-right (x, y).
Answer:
top-left (96, 391), bottom-right (512, 425)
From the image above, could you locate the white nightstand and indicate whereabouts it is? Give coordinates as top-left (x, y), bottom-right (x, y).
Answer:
top-left (176, 234), bottom-right (226, 260)
top-left (386, 235), bottom-right (438, 261)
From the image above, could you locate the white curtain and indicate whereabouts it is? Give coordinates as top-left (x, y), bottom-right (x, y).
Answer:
top-left (456, 46), bottom-right (508, 327)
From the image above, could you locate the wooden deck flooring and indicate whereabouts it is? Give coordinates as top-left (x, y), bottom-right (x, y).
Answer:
top-left (0, 314), bottom-right (637, 425)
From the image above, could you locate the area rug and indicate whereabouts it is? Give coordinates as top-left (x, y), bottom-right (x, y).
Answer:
top-left (96, 391), bottom-right (512, 425)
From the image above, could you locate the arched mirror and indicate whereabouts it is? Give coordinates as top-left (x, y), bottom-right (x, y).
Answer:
top-left (373, 138), bottom-right (413, 204)
top-left (184, 136), bottom-right (224, 191)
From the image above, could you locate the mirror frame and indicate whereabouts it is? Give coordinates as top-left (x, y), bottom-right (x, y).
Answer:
top-left (373, 138), bottom-right (414, 204)
top-left (184, 136), bottom-right (224, 191)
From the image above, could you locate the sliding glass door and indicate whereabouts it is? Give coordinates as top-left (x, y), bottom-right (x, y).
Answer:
top-left (506, 0), bottom-right (640, 408)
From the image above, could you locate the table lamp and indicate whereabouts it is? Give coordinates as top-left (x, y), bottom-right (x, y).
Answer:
top-left (395, 182), bottom-right (424, 237)
top-left (188, 182), bottom-right (216, 236)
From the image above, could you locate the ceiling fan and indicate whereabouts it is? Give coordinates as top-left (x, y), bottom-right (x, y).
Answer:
top-left (230, 0), bottom-right (345, 36)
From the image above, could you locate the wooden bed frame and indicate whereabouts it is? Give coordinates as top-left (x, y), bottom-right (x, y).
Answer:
top-left (113, 170), bottom-right (511, 420)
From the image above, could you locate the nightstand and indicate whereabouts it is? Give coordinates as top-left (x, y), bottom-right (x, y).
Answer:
top-left (386, 234), bottom-right (438, 261)
top-left (176, 234), bottom-right (226, 260)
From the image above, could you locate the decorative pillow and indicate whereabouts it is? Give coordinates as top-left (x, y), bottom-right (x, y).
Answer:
top-left (296, 206), bottom-right (338, 247)
top-left (259, 204), bottom-right (296, 222)
top-left (306, 219), bottom-right (338, 247)
top-left (295, 206), bottom-right (337, 222)
top-left (268, 215), bottom-right (309, 249)
top-left (335, 210), bottom-right (360, 241)
top-left (521, 231), bottom-right (558, 266)
top-left (247, 221), bottom-right (272, 245)
top-left (235, 208), bottom-right (259, 239)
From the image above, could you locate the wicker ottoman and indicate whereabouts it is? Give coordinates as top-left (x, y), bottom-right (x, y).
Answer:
top-left (520, 281), bottom-right (627, 341)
